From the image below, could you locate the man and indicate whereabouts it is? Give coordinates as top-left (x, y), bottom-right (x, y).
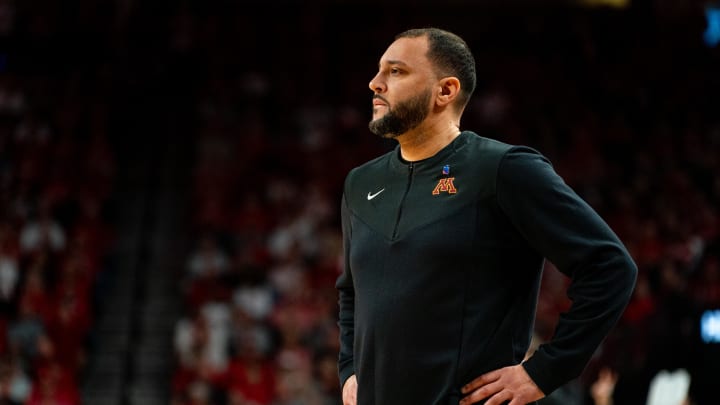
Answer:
top-left (335, 27), bottom-right (637, 405)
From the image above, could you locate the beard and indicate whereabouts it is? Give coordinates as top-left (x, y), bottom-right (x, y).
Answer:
top-left (368, 88), bottom-right (432, 139)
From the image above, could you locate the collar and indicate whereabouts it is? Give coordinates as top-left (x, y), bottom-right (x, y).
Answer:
top-left (389, 131), bottom-right (471, 173)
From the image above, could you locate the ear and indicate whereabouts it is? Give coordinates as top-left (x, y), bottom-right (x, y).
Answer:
top-left (435, 77), bottom-right (460, 107)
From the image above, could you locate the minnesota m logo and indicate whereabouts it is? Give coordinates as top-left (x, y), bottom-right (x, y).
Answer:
top-left (432, 177), bottom-right (457, 195)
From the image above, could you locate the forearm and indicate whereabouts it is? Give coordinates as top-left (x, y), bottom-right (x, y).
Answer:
top-left (337, 193), bottom-right (356, 387)
top-left (498, 148), bottom-right (637, 393)
top-left (337, 282), bottom-right (356, 387)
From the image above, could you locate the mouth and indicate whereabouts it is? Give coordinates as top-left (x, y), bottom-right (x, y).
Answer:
top-left (372, 95), bottom-right (388, 108)
top-left (372, 104), bottom-right (388, 118)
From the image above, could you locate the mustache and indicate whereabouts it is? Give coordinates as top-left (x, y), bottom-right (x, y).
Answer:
top-left (373, 95), bottom-right (390, 105)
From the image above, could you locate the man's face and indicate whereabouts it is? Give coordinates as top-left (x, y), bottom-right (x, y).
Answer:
top-left (368, 88), bottom-right (432, 138)
top-left (368, 36), bottom-right (437, 138)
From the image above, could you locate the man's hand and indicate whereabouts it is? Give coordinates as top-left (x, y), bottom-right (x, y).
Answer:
top-left (460, 364), bottom-right (544, 405)
top-left (342, 374), bottom-right (358, 405)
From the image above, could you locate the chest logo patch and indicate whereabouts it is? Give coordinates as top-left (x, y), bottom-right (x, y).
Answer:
top-left (432, 177), bottom-right (457, 195)
top-left (367, 188), bottom-right (385, 200)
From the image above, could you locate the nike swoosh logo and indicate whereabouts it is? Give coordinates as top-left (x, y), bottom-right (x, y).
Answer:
top-left (367, 188), bottom-right (385, 200)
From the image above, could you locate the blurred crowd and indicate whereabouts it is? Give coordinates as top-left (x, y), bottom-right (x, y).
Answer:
top-left (0, 1), bottom-right (121, 404)
top-left (0, 1), bottom-right (718, 405)
top-left (0, 40), bottom-right (116, 405)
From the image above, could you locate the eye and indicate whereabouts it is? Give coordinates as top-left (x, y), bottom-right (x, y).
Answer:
top-left (390, 67), bottom-right (402, 75)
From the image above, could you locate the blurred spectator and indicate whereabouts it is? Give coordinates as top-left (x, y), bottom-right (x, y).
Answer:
top-left (232, 281), bottom-right (275, 323)
top-left (0, 222), bottom-right (19, 316)
top-left (645, 369), bottom-right (691, 405)
top-left (174, 303), bottom-right (232, 381)
top-left (312, 350), bottom-right (341, 405)
top-left (18, 201), bottom-right (66, 256)
top-left (44, 284), bottom-right (91, 372)
top-left (7, 275), bottom-right (47, 363)
top-left (184, 380), bottom-right (213, 405)
top-left (25, 360), bottom-right (80, 405)
top-left (272, 367), bottom-right (324, 405)
top-left (0, 354), bottom-right (31, 405)
top-left (186, 232), bottom-right (230, 280)
top-left (225, 330), bottom-right (277, 405)
top-left (589, 368), bottom-right (617, 405)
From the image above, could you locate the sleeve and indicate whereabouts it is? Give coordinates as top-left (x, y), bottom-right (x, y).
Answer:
top-left (496, 147), bottom-right (638, 395)
top-left (336, 192), bottom-right (356, 389)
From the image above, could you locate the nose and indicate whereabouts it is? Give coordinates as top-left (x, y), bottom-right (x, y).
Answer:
top-left (369, 73), bottom-right (385, 93)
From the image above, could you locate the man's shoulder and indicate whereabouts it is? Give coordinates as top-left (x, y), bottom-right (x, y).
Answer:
top-left (459, 132), bottom-right (521, 173)
top-left (464, 132), bottom-right (545, 162)
top-left (463, 132), bottom-right (515, 155)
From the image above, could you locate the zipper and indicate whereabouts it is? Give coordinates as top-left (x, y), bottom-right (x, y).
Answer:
top-left (392, 162), bottom-right (414, 239)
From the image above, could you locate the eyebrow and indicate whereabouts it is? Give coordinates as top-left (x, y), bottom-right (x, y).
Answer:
top-left (379, 59), bottom-right (409, 68)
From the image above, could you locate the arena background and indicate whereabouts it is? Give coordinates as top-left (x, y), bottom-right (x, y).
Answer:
top-left (0, 0), bottom-right (718, 404)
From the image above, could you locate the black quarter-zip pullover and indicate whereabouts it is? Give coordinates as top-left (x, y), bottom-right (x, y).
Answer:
top-left (336, 131), bottom-right (637, 405)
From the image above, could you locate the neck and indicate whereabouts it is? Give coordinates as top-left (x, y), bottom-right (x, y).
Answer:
top-left (396, 122), bottom-right (461, 162)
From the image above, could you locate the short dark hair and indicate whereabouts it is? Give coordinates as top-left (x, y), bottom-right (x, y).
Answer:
top-left (396, 27), bottom-right (477, 111)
